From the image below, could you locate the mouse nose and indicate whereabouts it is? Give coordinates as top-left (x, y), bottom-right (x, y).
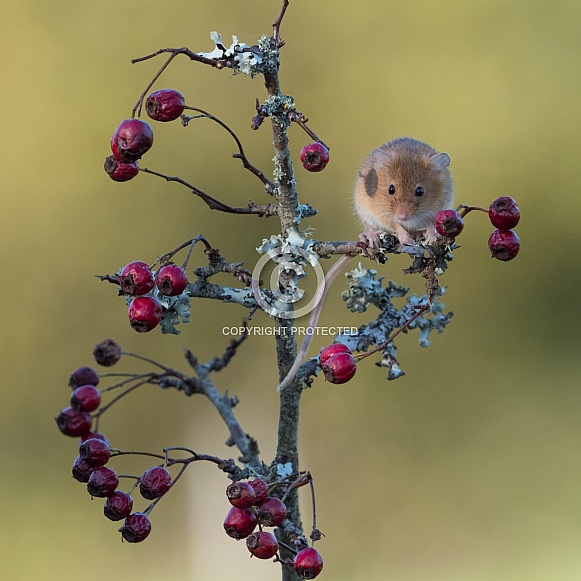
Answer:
top-left (395, 211), bottom-right (411, 222)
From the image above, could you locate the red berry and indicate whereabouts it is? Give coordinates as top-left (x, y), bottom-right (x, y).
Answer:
top-left (111, 119), bottom-right (153, 162)
top-left (72, 455), bottom-right (96, 483)
top-left (93, 338), bottom-right (122, 367)
top-left (80, 431), bottom-right (109, 445)
top-left (145, 89), bottom-right (186, 122)
top-left (489, 196), bottom-right (520, 230)
top-left (104, 491), bottom-right (133, 521)
top-left (155, 264), bottom-right (188, 296)
top-left (87, 467), bottom-right (119, 497)
top-left (246, 531), bottom-right (279, 559)
top-left (321, 352), bottom-right (357, 384)
top-left (294, 547), bottom-right (324, 579)
top-left (300, 142), bottom-right (330, 172)
top-left (128, 297), bottom-right (163, 333)
top-left (56, 407), bottom-right (92, 437)
top-left (79, 438), bottom-right (111, 467)
top-left (69, 366), bottom-right (99, 389)
top-left (139, 466), bottom-right (172, 500)
top-left (120, 261), bottom-right (155, 296)
top-left (71, 385), bottom-right (101, 412)
top-left (256, 497), bottom-right (287, 527)
top-left (226, 481), bottom-right (257, 509)
top-left (488, 229), bottom-right (520, 261)
top-left (119, 512), bottom-right (151, 543)
top-left (248, 478), bottom-right (269, 505)
top-left (223, 507), bottom-right (258, 539)
top-left (435, 209), bottom-right (464, 237)
top-left (319, 343), bottom-right (351, 366)
top-left (104, 155), bottom-right (139, 182)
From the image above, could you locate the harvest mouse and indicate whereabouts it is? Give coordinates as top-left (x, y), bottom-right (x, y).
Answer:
top-left (276, 137), bottom-right (453, 391)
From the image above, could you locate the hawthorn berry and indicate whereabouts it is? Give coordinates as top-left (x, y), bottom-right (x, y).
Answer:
top-left (294, 547), bottom-right (324, 579)
top-left (93, 338), bottom-right (122, 367)
top-left (226, 481), bottom-right (256, 509)
top-left (104, 491), bottom-right (133, 521)
top-left (87, 467), bottom-right (119, 497)
top-left (155, 264), bottom-right (188, 296)
top-left (72, 455), bottom-right (95, 483)
top-left (223, 506), bottom-right (258, 539)
top-left (248, 478), bottom-right (269, 505)
top-left (435, 209), bottom-right (464, 238)
top-left (139, 466), bottom-right (172, 500)
top-left (119, 512), bottom-right (152, 543)
top-left (111, 118), bottom-right (153, 162)
top-left (256, 497), bottom-right (287, 527)
top-left (489, 196), bottom-right (520, 230)
top-left (246, 531), bottom-right (279, 559)
top-left (128, 296), bottom-right (163, 333)
top-left (488, 229), bottom-right (520, 261)
top-left (321, 352), bottom-right (357, 384)
top-left (69, 366), bottom-right (99, 389)
top-left (300, 142), bottom-right (330, 172)
top-left (79, 438), bottom-right (111, 467)
top-left (319, 343), bottom-right (351, 366)
top-left (104, 155), bottom-right (139, 182)
top-left (71, 385), bottom-right (101, 413)
top-left (56, 406), bottom-right (92, 437)
top-left (145, 89), bottom-right (186, 122)
top-left (119, 261), bottom-right (155, 296)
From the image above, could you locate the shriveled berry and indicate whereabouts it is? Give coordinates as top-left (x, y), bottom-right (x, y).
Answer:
top-left (93, 338), bottom-right (122, 367)
top-left (226, 481), bottom-right (256, 509)
top-left (435, 209), bottom-right (464, 237)
top-left (120, 261), bottom-right (154, 296)
top-left (319, 343), bottom-right (351, 366)
top-left (104, 491), bottom-right (133, 521)
top-left (489, 196), bottom-right (520, 230)
top-left (321, 352), bottom-right (357, 384)
top-left (80, 431), bottom-right (109, 445)
top-left (104, 155), bottom-right (139, 182)
top-left (300, 142), bottom-right (330, 172)
top-left (128, 296), bottom-right (163, 333)
top-left (56, 407), bottom-right (92, 437)
top-left (87, 467), bottom-right (119, 497)
top-left (119, 512), bottom-right (151, 543)
top-left (146, 89), bottom-right (186, 122)
top-left (139, 466), bottom-right (172, 500)
top-left (155, 264), bottom-right (188, 296)
top-left (223, 507), bottom-right (257, 539)
top-left (488, 229), bottom-right (520, 261)
top-left (69, 366), bottom-right (99, 389)
top-left (79, 438), bottom-right (111, 467)
top-left (246, 531), bottom-right (279, 559)
top-left (248, 478), bottom-right (269, 505)
top-left (111, 119), bottom-right (153, 162)
top-left (72, 455), bottom-right (95, 483)
top-left (294, 547), bottom-right (324, 579)
top-left (71, 385), bottom-right (101, 413)
top-left (256, 497), bottom-right (287, 527)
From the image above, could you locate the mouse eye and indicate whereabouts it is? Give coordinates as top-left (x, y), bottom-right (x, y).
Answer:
top-left (388, 184), bottom-right (396, 195)
top-left (415, 186), bottom-right (424, 197)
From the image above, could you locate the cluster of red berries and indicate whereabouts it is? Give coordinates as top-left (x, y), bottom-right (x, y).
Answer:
top-left (104, 89), bottom-right (185, 182)
top-left (223, 478), bottom-right (323, 578)
top-left (300, 142), bottom-right (330, 172)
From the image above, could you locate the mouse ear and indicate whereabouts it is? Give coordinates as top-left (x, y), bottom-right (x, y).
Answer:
top-left (430, 152), bottom-right (451, 169)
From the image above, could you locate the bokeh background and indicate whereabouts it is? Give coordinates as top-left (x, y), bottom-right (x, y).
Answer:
top-left (1, 1), bottom-right (580, 579)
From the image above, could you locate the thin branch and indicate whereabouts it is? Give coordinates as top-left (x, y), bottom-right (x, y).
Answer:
top-left (151, 235), bottom-right (213, 269)
top-left (273, 0), bottom-right (291, 47)
top-left (288, 111), bottom-right (329, 150)
top-left (206, 322), bottom-right (250, 372)
top-left (132, 52), bottom-right (178, 118)
top-left (131, 46), bottom-right (229, 70)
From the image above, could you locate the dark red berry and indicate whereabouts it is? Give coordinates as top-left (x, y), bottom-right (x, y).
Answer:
top-left (128, 297), bottom-right (163, 333)
top-left (80, 431), bottom-right (109, 445)
top-left (56, 407), bottom-right (92, 437)
top-left (119, 261), bottom-right (154, 296)
top-left (104, 491), bottom-right (133, 521)
top-left (256, 497), bottom-right (287, 527)
top-left (319, 343), bottom-right (351, 366)
top-left (321, 352), bottom-right (357, 384)
top-left (300, 142), bottom-right (330, 172)
top-left (104, 155), bottom-right (139, 182)
top-left (119, 512), bottom-right (151, 543)
top-left (79, 438), bottom-right (111, 467)
top-left (223, 507), bottom-right (258, 539)
top-left (489, 196), bottom-right (520, 230)
top-left (87, 467), bottom-right (119, 497)
top-left (93, 338), bottom-right (122, 367)
top-left (139, 466), bottom-right (172, 500)
top-left (246, 531), bottom-right (279, 559)
top-left (111, 119), bottom-right (153, 162)
top-left (145, 89), bottom-right (186, 122)
top-left (155, 264), bottom-right (188, 296)
top-left (294, 547), bottom-right (324, 579)
top-left (72, 455), bottom-right (95, 483)
top-left (248, 478), bottom-right (269, 506)
top-left (226, 481), bottom-right (257, 509)
top-left (71, 385), bottom-right (101, 412)
top-left (435, 209), bottom-right (464, 237)
top-left (488, 229), bottom-right (520, 261)
top-left (69, 366), bottom-right (99, 390)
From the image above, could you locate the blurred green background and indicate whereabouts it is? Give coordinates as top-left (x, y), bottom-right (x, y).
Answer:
top-left (1, 0), bottom-right (580, 579)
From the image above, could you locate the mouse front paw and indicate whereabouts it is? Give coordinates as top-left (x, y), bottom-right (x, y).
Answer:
top-left (394, 225), bottom-right (416, 246)
top-left (358, 230), bottom-right (383, 250)
top-left (423, 224), bottom-right (440, 245)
